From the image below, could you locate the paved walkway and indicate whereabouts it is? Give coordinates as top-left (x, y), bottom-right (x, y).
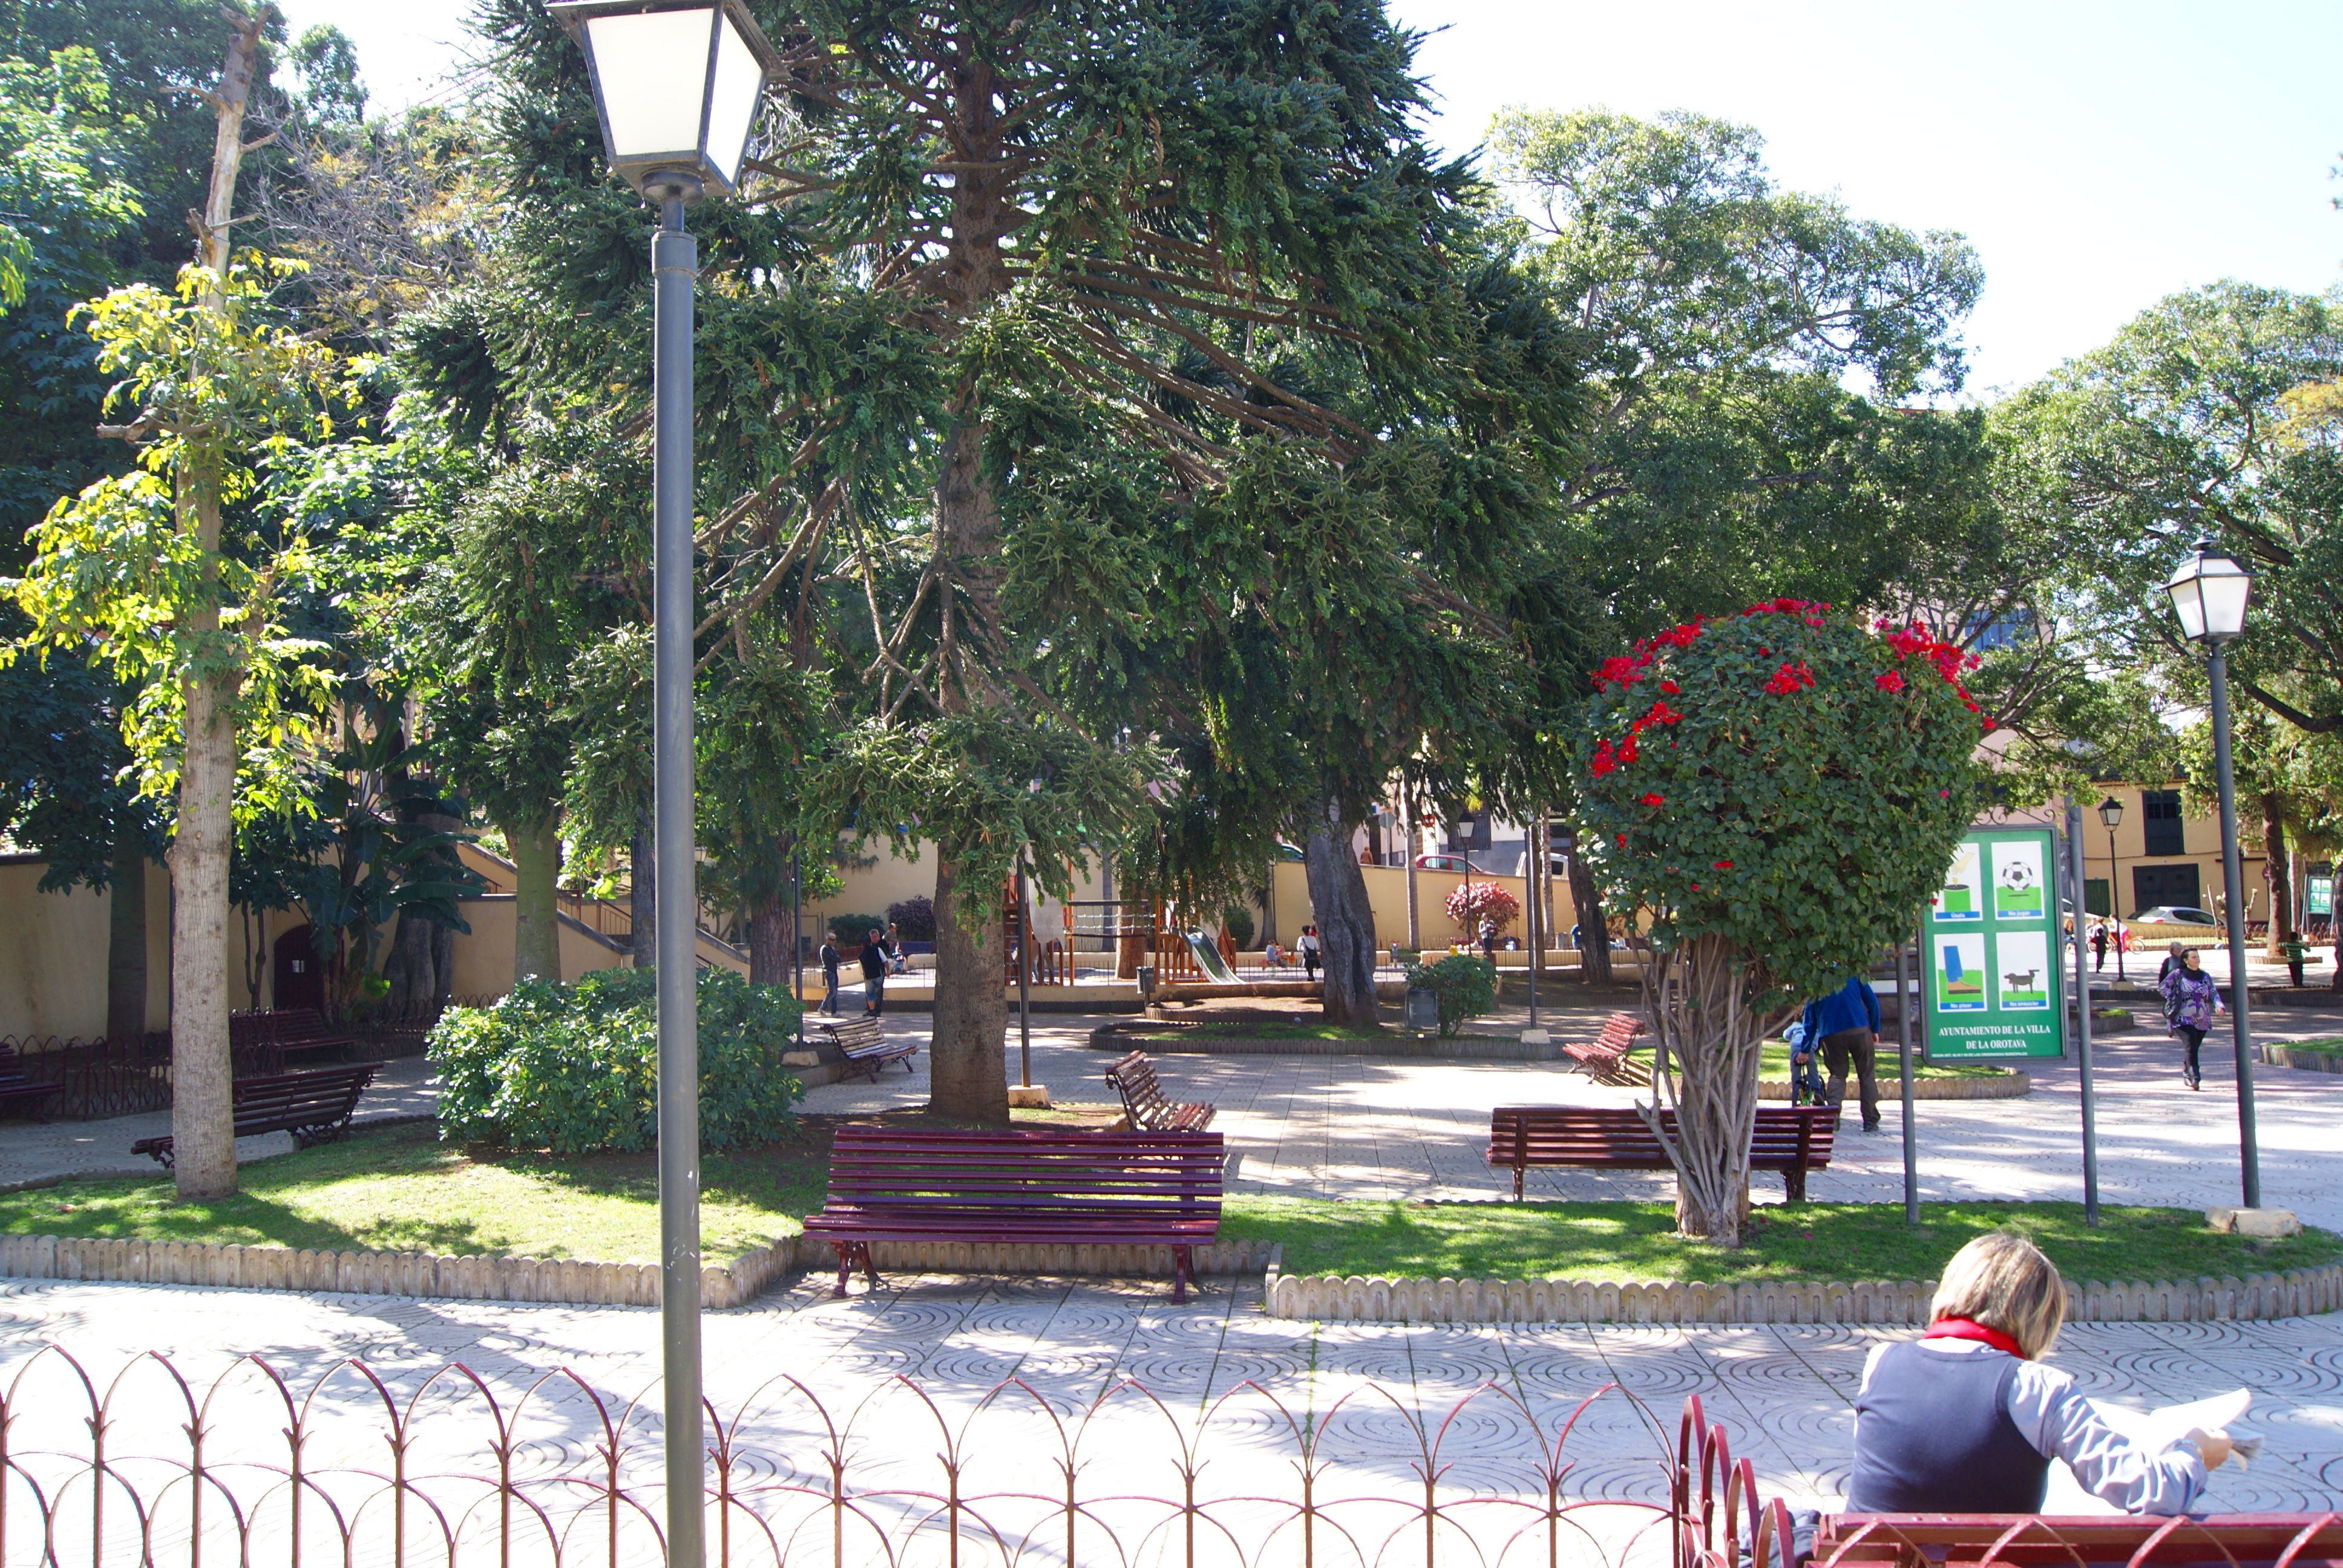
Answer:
top-left (806, 999), bottom-right (2343, 1229)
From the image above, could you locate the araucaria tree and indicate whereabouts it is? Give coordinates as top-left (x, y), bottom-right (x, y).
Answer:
top-left (1573, 602), bottom-right (1981, 1243)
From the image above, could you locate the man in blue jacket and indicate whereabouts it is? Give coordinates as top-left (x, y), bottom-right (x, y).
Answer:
top-left (1801, 973), bottom-right (1883, 1133)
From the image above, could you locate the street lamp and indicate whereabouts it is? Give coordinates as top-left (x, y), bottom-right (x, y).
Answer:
top-left (2163, 538), bottom-right (2261, 1210)
top-left (550, 6), bottom-right (779, 1565)
top-left (2097, 795), bottom-right (2125, 981)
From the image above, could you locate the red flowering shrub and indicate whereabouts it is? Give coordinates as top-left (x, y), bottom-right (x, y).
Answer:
top-left (1575, 603), bottom-right (1982, 1002)
top-left (1444, 880), bottom-right (1521, 936)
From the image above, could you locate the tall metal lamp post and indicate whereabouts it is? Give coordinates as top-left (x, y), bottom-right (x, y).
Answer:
top-left (2163, 538), bottom-right (2262, 1209)
top-left (2097, 795), bottom-right (2125, 980)
top-left (548, 5), bottom-right (778, 1563)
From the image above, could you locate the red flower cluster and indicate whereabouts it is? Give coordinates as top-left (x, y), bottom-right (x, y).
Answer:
top-left (1763, 661), bottom-right (1817, 696)
top-left (1591, 619), bottom-right (1709, 691)
top-left (1741, 597), bottom-right (1831, 618)
top-left (1875, 670), bottom-right (1906, 693)
top-left (1591, 654), bottom-right (1647, 691)
top-left (1639, 791), bottom-right (1665, 807)
top-left (1713, 860), bottom-right (1734, 871)
top-left (1590, 697), bottom-right (1686, 776)
top-left (1873, 619), bottom-right (1995, 728)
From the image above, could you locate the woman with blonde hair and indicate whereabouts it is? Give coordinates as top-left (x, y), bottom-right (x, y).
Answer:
top-left (1850, 1232), bottom-right (2231, 1514)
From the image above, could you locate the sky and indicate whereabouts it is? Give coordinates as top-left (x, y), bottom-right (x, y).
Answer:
top-left (283, 0), bottom-right (2343, 397)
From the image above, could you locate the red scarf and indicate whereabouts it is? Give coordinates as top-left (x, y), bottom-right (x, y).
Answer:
top-left (1923, 1316), bottom-right (2026, 1357)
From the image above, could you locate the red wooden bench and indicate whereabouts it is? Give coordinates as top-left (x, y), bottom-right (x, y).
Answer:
top-left (231, 1007), bottom-right (358, 1062)
top-left (1104, 1050), bottom-right (1215, 1131)
top-left (1815, 1512), bottom-right (2343, 1568)
top-left (0, 1044), bottom-right (63, 1122)
top-left (1563, 1010), bottom-right (1648, 1084)
top-left (130, 1065), bottom-right (378, 1168)
top-left (812, 1015), bottom-right (917, 1080)
top-left (803, 1127), bottom-right (1224, 1302)
top-left (1487, 1103), bottom-right (1839, 1201)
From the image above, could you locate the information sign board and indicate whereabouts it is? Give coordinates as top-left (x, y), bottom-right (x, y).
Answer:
top-left (1922, 826), bottom-right (2067, 1060)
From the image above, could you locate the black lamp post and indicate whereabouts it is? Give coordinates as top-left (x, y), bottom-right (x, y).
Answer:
top-left (549, 5), bottom-right (779, 1564)
top-left (2163, 538), bottom-right (2261, 1209)
top-left (2097, 795), bottom-right (2125, 980)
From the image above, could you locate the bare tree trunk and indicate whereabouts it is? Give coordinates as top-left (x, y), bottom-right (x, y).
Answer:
top-left (106, 835), bottom-right (148, 1044)
top-left (1639, 931), bottom-right (1766, 1244)
top-left (746, 886), bottom-right (792, 988)
top-left (506, 812), bottom-right (563, 984)
top-left (1305, 815), bottom-right (1380, 1028)
top-left (164, 3), bottom-right (268, 1202)
top-left (430, 920), bottom-right (456, 1008)
top-left (1565, 843), bottom-right (1613, 987)
top-left (630, 817), bottom-right (657, 969)
top-left (928, 858), bottom-right (1009, 1122)
top-left (381, 913), bottom-right (434, 1016)
top-left (2262, 794), bottom-right (2292, 961)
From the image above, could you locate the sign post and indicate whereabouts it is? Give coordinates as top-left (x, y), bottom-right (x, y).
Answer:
top-left (1921, 826), bottom-right (2068, 1064)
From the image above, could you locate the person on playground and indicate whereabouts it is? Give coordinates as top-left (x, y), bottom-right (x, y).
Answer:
top-left (860, 926), bottom-right (888, 1016)
top-left (2158, 945), bottom-right (2223, 1090)
top-left (818, 933), bottom-right (844, 1015)
top-left (1800, 971), bottom-right (1883, 1133)
top-left (1783, 1020), bottom-right (1827, 1107)
top-left (1298, 925), bottom-right (1321, 980)
top-left (1849, 1232), bottom-right (2229, 1514)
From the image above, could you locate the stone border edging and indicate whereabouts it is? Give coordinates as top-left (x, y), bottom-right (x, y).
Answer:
top-left (1087, 1021), bottom-right (1559, 1060)
top-left (1258, 1245), bottom-right (2343, 1325)
top-left (1747, 1072), bottom-right (2029, 1102)
top-left (2260, 1044), bottom-right (2343, 1075)
top-left (0, 1231), bottom-right (1276, 1309)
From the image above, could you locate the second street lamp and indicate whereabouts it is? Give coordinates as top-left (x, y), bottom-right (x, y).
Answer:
top-left (2162, 538), bottom-right (2261, 1210)
top-left (2097, 795), bottom-right (2124, 981)
top-left (549, 5), bottom-right (779, 1565)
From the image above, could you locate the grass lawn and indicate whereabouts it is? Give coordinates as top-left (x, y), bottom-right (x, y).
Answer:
top-left (1169, 1020), bottom-right (1388, 1041)
top-left (2276, 1036), bottom-right (2343, 1055)
top-left (0, 1105), bottom-right (1119, 1265)
top-left (1750, 1039), bottom-right (2006, 1080)
top-left (1219, 1198), bottom-right (2343, 1284)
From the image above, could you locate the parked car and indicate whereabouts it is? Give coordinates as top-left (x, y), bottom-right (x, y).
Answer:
top-left (1412, 853), bottom-right (1495, 874)
top-left (1273, 843), bottom-right (1306, 861)
top-left (2129, 905), bottom-right (2223, 935)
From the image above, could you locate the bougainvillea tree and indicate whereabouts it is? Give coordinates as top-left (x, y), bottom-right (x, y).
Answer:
top-left (1444, 881), bottom-right (1521, 939)
top-left (1575, 600), bottom-right (1984, 1243)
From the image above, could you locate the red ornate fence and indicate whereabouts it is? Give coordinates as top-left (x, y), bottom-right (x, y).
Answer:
top-left (0, 1347), bottom-right (1772, 1568)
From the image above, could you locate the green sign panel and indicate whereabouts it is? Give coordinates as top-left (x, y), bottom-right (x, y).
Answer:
top-left (2311, 875), bottom-right (2333, 918)
top-left (1922, 826), bottom-right (2066, 1060)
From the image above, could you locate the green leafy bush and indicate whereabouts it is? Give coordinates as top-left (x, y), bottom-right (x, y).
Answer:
top-left (428, 968), bottom-right (803, 1154)
top-left (885, 896), bottom-right (936, 941)
top-left (1404, 954), bottom-right (1496, 1036)
top-left (826, 912), bottom-right (886, 944)
top-left (1222, 906), bottom-right (1256, 951)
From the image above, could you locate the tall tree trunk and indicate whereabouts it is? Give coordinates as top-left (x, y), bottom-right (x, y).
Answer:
top-left (630, 818), bottom-right (657, 969)
top-left (1305, 815), bottom-right (1380, 1028)
top-left (430, 920), bottom-right (456, 1008)
top-left (1566, 843), bottom-right (1613, 987)
top-left (381, 913), bottom-right (434, 1017)
top-left (506, 812), bottom-right (563, 984)
top-left (106, 834), bottom-right (148, 1044)
top-left (1641, 932), bottom-right (1762, 1244)
top-left (164, 3), bottom-right (267, 1201)
top-left (746, 884), bottom-right (793, 988)
top-left (928, 858), bottom-right (1009, 1122)
top-left (2262, 794), bottom-right (2292, 962)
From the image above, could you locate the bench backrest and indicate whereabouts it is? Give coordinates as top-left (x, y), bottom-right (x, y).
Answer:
top-left (1489, 1105), bottom-right (1837, 1166)
top-left (1817, 1512), bottom-right (2343, 1568)
top-left (822, 1016), bottom-right (889, 1053)
top-left (1106, 1051), bottom-right (1180, 1126)
top-left (823, 1128), bottom-right (1223, 1219)
top-left (231, 1066), bottom-right (375, 1122)
top-left (1594, 1011), bottom-right (1645, 1051)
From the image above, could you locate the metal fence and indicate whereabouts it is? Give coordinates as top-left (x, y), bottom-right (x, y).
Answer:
top-left (0, 1346), bottom-right (1774, 1568)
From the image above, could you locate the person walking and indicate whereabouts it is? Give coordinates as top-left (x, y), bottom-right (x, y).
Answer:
top-left (2157, 939), bottom-right (2187, 984)
top-left (2158, 946), bottom-right (2223, 1090)
top-left (1478, 915), bottom-right (1498, 963)
top-left (2089, 921), bottom-right (2108, 973)
top-left (860, 926), bottom-right (888, 1016)
top-left (1298, 924), bottom-right (1321, 981)
top-left (818, 932), bottom-right (844, 1015)
top-left (1801, 971), bottom-right (1884, 1134)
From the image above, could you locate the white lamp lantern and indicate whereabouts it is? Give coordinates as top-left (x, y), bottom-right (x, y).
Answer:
top-left (548, 0), bottom-right (779, 201)
top-left (2163, 539), bottom-right (2253, 645)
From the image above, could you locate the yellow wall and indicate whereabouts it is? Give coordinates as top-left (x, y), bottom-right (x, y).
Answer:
top-left (1, 857), bottom-right (202, 1039)
top-left (1267, 861), bottom-right (1581, 953)
top-left (2066, 783), bottom-right (2269, 922)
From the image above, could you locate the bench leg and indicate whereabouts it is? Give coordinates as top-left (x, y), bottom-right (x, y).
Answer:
top-left (1171, 1246), bottom-right (1191, 1305)
top-left (1785, 1166), bottom-right (1807, 1203)
top-left (833, 1242), bottom-right (853, 1298)
top-left (862, 1243), bottom-right (881, 1290)
top-left (1513, 1163), bottom-right (1525, 1202)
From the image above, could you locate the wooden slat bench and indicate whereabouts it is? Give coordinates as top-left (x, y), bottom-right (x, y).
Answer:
top-left (1563, 1010), bottom-right (1648, 1084)
top-left (1104, 1050), bottom-right (1215, 1131)
top-left (1815, 1512), bottom-right (2343, 1568)
top-left (231, 1007), bottom-right (359, 1062)
top-left (0, 1044), bottom-right (63, 1122)
top-left (1487, 1104), bottom-right (1840, 1201)
top-left (130, 1064), bottom-right (378, 1169)
top-left (804, 1127), bottom-right (1224, 1301)
top-left (812, 1016), bottom-right (916, 1080)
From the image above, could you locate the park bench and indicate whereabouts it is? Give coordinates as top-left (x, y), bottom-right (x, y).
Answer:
top-left (1814, 1511), bottom-right (2343, 1568)
top-left (803, 1126), bottom-right (1224, 1301)
top-left (1562, 1010), bottom-right (1648, 1084)
top-left (811, 1015), bottom-right (917, 1080)
top-left (0, 1044), bottom-right (63, 1122)
top-left (1104, 1050), bottom-right (1216, 1132)
top-left (1486, 1103), bottom-right (1839, 1201)
top-left (129, 1064), bottom-right (378, 1169)
top-left (231, 1007), bottom-right (359, 1062)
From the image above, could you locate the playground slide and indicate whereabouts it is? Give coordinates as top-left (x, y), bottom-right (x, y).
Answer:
top-left (1182, 929), bottom-right (1245, 986)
